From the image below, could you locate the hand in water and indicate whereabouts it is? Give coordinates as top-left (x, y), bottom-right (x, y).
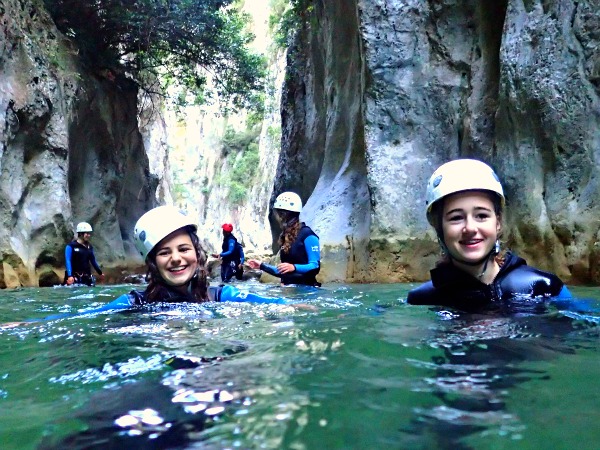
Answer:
top-left (292, 303), bottom-right (318, 312)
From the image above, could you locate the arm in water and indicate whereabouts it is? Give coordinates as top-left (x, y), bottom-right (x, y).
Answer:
top-left (218, 285), bottom-right (288, 304)
top-left (1, 285), bottom-right (314, 327)
top-left (550, 286), bottom-right (600, 314)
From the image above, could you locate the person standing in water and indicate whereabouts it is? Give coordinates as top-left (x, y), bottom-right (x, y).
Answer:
top-left (248, 191), bottom-right (321, 287)
top-left (212, 223), bottom-right (244, 282)
top-left (407, 159), bottom-right (571, 312)
top-left (63, 222), bottom-right (104, 286)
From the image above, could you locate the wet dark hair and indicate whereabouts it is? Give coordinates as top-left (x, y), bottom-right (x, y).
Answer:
top-left (144, 226), bottom-right (209, 302)
top-left (276, 209), bottom-right (301, 254)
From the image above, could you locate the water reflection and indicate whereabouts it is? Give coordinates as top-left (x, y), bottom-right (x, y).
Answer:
top-left (403, 309), bottom-right (599, 447)
top-left (2, 284), bottom-right (600, 449)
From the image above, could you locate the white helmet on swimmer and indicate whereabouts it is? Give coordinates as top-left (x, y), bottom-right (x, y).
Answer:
top-left (76, 222), bottom-right (93, 233)
top-left (425, 159), bottom-right (504, 225)
top-left (133, 205), bottom-right (197, 261)
top-left (274, 191), bottom-right (302, 213)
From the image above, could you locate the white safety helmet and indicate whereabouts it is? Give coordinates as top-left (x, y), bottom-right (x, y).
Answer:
top-left (76, 222), bottom-right (93, 233)
top-left (273, 191), bottom-right (302, 213)
top-left (133, 206), bottom-right (197, 261)
top-left (425, 159), bottom-right (505, 225)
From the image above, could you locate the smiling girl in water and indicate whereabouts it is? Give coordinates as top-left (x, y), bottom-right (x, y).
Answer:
top-left (2, 207), bottom-right (305, 327)
top-left (407, 159), bottom-right (571, 311)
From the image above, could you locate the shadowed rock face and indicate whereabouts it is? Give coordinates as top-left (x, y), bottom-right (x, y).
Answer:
top-left (279, 0), bottom-right (600, 284)
top-left (0, 1), bottom-right (159, 287)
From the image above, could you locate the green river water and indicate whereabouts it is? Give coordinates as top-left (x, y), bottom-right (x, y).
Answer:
top-left (0, 281), bottom-right (599, 449)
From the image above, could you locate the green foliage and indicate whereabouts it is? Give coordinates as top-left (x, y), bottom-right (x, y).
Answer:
top-left (222, 124), bottom-right (260, 154)
top-left (268, 0), bottom-right (313, 49)
top-left (267, 124), bottom-right (281, 143)
top-left (220, 126), bottom-right (260, 204)
top-left (43, 0), bottom-right (266, 110)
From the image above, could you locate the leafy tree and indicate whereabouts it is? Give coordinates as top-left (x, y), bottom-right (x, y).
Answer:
top-left (268, 0), bottom-right (313, 49)
top-left (43, 0), bottom-right (265, 110)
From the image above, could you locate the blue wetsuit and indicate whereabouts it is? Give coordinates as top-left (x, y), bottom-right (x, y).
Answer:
top-left (37, 284), bottom-right (291, 321)
top-left (260, 224), bottom-right (321, 286)
top-left (220, 234), bottom-right (244, 282)
top-left (64, 240), bottom-right (103, 286)
top-left (407, 251), bottom-right (573, 314)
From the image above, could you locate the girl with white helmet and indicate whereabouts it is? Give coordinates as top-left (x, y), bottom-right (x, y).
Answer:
top-left (99, 206), bottom-right (308, 309)
top-left (1, 207), bottom-right (314, 326)
top-left (407, 159), bottom-right (571, 311)
top-left (248, 191), bottom-right (321, 287)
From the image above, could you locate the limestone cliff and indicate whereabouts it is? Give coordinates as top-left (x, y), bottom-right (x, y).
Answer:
top-left (0, 0), bottom-right (165, 287)
top-left (279, 0), bottom-right (600, 284)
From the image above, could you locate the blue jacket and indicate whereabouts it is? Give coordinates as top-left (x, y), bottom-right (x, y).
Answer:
top-left (220, 235), bottom-right (244, 265)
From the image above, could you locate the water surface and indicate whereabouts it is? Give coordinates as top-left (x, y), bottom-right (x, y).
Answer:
top-left (0, 282), bottom-right (599, 449)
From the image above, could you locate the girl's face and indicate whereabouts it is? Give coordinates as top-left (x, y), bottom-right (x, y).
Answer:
top-left (441, 191), bottom-right (501, 267)
top-left (154, 229), bottom-right (198, 290)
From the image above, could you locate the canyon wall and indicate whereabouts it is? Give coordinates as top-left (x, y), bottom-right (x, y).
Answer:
top-left (0, 0), bottom-right (166, 287)
top-left (279, 0), bottom-right (600, 284)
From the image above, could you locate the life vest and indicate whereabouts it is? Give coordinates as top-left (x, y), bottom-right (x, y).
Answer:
top-left (221, 234), bottom-right (242, 264)
top-left (280, 224), bottom-right (320, 286)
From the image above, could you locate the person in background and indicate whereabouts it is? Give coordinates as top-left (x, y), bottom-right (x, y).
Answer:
top-left (211, 223), bottom-right (244, 282)
top-left (1, 207), bottom-right (313, 327)
top-left (248, 191), bottom-right (321, 287)
top-left (407, 159), bottom-right (572, 312)
top-left (63, 222), bottom-right (104, 286)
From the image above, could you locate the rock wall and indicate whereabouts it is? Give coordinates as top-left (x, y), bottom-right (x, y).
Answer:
top-left (280, 0), bottom-right (600, 284)
top-left (278, 0), bottom-right (371, 282)
top-left (0, 0), bottom-right (163, 287)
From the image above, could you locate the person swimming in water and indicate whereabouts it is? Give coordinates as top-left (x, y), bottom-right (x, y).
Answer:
top-left (247, 191), bottom-right (321, 287)
top-left (407, 159), bottom-right (572, 312)
top-left (2, 206), bottom-right (312, 327)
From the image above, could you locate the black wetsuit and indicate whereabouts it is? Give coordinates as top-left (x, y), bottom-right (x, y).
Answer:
top-left (127, 285), bottom-right (227, 305)
top-left (64, 240), bottom-right (103, 286)
top-left (407, 252), bottom-right (565, 313)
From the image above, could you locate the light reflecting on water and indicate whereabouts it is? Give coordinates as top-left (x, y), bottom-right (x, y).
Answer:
top-left (0, 282), bottom-right (599, 449)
